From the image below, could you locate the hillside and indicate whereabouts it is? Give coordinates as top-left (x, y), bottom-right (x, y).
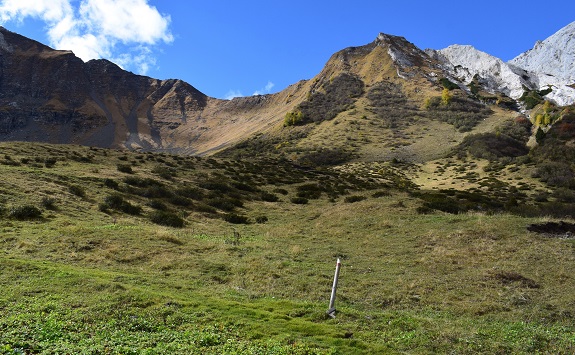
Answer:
top-left (1, 142), bottom-right (575, 353)
top-left (0, 27), bottom-right (536, 162)
top-left (2, 23), bottom-right (575, 353)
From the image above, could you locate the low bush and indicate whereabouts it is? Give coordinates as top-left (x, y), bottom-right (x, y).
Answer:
top-left (9, 205), bottom-right (42, 220)
top-left (344, 195), bottom-right (366, 203)
top-left (69, 185), bottom-right (86, 198)
top-left (104, 178), bottom-right (119, 190)
top-left (372, 190), bottom-right (391, 198)
top-left (223, 213), bottom-right (250, 224)
top-left (41, 197), bottom-right (57, 210)
top-left (260, 191), bottom-right (279, 202)
top-left (147, 200), bottom-right (168, 211)
top-left (44, 157), bottom-right (57, 168)
top-left (117, 164), bottom-right (133, 174)
top-left (532, 162), bottom-right (575, 188)
top-left (100, 194), bottom-right (142, 215)
top-left (149, 211), bottom-right (185, 228)
top-left (291, 197), bottom-right (309, 205)
top-left (255, 215), bottom-right (268, 224)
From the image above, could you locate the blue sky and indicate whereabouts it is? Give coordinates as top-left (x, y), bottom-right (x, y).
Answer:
top-left (0, 0), bottom-right (574, 99)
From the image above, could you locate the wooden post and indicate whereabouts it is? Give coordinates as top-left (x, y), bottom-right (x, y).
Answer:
top-left (327, 258), bottom-right (341, 318)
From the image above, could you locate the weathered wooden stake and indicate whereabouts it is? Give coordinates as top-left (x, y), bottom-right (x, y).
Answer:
top-left (327, 258), bottom-right (341, 318)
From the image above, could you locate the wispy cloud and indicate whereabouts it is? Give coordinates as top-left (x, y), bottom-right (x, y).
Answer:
top-left (225, 81), bottom-right (275, 100)
top-left (225, 89), bottom-right (243, 100)
top-left (0, 0), bottom-right (173, 75)
top-left (253, 81), bottom-right (275, 95)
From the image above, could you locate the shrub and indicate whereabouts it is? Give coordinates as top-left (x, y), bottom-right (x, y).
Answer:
top-left (152, 165), bottom-right (177, 180)
top-left (117, 164), bottom-right (133, 174)
top-left (206, 197), bottom-right (242, 211)
top-left (293, 73), bottom-right (364, 124)
top-left (69, 185), bottom-right (85, 198)
top-left (297, 148), bottom-right (353, 166)
top-left (533, 162), bottom-right (575, 188)
top-left (440, 78), bottom-right (459, 90)
top-left (149, 211), bottom-right (185, 228)
top-left (372, 190), bottom-right (391, 198)
top-left (284, 110), bottom-right (304, 127)
top-left (255, 215), bottom-right (269, 224)
top-left (455, 133), bottom-right (528, 161)
top-left (274, 188), bottom-right (289, 195)
top-left (9, 205), bottom-right (42, 220)
top-left (223, 213), bottom-right (250, 224)
top-left (101, 194), bottom-right (142, 215)
top-left (41, 197), bottom-right (57, 210)
top-left (103, 194), bottom-right (125, 209)
top-left (176, 187), bottom-right (205, 201)
top-left (344, 195), bottom-right (366, 203)
top-left (104, 178), bottom-right (119, 190)
top-left (168, 195), bottom-right (193, 207)
top-left (44, 158), bottom-right (57, 168)
top-left (147, 200), bottom-right (168, 210)
top-left (291, 197), bottom-right (309, 205)
top-left (261, 191), bottom-right (279, 202)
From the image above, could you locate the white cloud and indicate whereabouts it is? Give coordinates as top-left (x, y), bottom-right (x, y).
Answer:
top-left (0, 0), bottom-right (173, 75)
top-left (253, 81), bottom-right (275, 95)
top-left (225, 90), bottom-right (243, 100)
top-left (0, 0), bottom-right (74, 23)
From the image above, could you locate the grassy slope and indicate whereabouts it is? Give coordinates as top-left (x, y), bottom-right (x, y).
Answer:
top-left (1, 142), bottom-right (575, 354)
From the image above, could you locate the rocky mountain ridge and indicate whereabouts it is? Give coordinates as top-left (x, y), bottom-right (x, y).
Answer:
top-left (430, 21), bottom-right (575, 107)
top-left (0, 23), bottom-right (573, 159)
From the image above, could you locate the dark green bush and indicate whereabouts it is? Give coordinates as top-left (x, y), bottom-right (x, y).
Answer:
top-left (41, 197), bottom-right (57, 210)
top-left (9, 205), bottom-right (42, 220)
top-left (440, 78), bottom-right (459, 90)
top-left (255, 215), bottom-right (269, 224)
top-left (261, 191), bottom-right (279, 202)
top-left (274, 188), bottom-right (289, 195)
top-left (372, 190), bottom-right (391, 198)
top-left (69, 185), bottom-right (86, 198)
top-left (150, 211), bottom-right (185, 228)
top-left (206, 197), bottom-right (242, 211)
top-left (168, 195), bottom-right (192, 207)
top-left (152, 165), bottom-right (177, 180)
top-left (291, 197), bottom-right (309, 205)
top-left (101, 194), bottom-right (141, 215)
top-left (104, 178), bottom-right (119, 190)
top-left (147, 200), bottom-right (168, 211)
top-left (294, 73), bottom-right (364, 124)
top-left (532, 162), bottom-right (575, 188)
top-left (344, 195), bottom-right (366, 203)
top-left (223, 213), bottom-right (250, 224)
top-left (117, 164), bottom-right (133, 174)
top-left (44, 157), bottom-right (57, 168)
top-left (103, 194), bottom-right (124, 209)
top-left (176, 187), bottom-right (205, 201)
top-left (455, 133), bottom-right (528, 161)
top-left (199, 181), bottom-right (232, 193)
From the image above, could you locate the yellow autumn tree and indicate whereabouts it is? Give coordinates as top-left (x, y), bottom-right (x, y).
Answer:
top-left (441, 88), bottom-right (451, 106)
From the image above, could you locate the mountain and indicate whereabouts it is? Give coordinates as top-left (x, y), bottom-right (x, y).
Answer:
top-left (510, 21), bottom-right (575, 84)
top-left (0, 24), bottom-right (574, 161)
top-left (431, 21), bottom-right (575, 107)
top-left (510, 21), bottom-right (575, 106)
top-left (427, 45), bottom-right (536, 100)
top-left (0, 26), bottom-right (305, 155)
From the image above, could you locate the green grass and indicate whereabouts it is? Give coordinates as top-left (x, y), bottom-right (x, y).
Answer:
top-left (1, 142), bottom-right (575, 353)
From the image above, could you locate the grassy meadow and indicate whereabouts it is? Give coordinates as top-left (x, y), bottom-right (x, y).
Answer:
top-left (1, 142), bottom-right (575, 354)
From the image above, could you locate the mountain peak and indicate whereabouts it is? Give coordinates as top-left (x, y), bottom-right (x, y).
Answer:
top-left (509, 21), bottom-right (575, 105)
top-left (510, 21), bottom-right (575, 83)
